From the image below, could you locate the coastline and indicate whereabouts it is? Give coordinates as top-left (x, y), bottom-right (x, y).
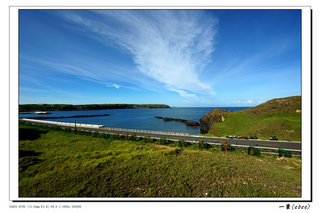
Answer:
top-left (19, 104), bottom-right (171, 112)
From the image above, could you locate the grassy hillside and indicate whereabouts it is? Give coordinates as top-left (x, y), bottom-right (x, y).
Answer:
top-left (19, 123), bottom-right (301, 197)
top-left (201, 96), bottom-right (301, 141)
top-left (206, 111), bottom-right (301, 141)
top-left (19, 104), bottom-right (170, 112)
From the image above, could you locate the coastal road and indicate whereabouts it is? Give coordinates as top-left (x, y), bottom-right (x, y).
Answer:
top-left (20, 118), bottom-right (301, 154)
top-left (97, 127), bottom-right (301, 151)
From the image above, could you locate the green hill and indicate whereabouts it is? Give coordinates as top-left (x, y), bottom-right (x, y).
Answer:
top-left (200, 96), bottom-right (301, 141)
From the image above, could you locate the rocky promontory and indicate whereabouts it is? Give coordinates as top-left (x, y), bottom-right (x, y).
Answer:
top-left (200, 109), bottom-right (229, 134)
top-left (155, 116), bottom-right (200, 127)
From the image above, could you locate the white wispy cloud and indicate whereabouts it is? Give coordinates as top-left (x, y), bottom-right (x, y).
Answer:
top-left (112, 84), bottom-right (120, 89)
top-left (20, 56), bottom-right (144, 92)
top-left (232, 99), bottom-right (258, 106)
top-left (59, 10), bottom-right (218, 98)
top-left (167, 87), bottom-right (196, 99)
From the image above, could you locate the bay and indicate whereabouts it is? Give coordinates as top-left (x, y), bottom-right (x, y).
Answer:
top-left (19, 107), bottom-right (249, 135)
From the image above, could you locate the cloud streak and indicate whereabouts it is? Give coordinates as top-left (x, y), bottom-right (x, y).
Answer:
top-left (20, 55), bottom-right (145, 92)
top-left (60, 10), bottom-right (217, 98)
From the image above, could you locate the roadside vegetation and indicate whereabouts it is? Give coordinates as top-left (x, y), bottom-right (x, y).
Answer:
top-left (19, 122), bottom-right (301, 197)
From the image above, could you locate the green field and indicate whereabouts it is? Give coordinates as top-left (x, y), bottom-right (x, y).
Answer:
top-left (19, 123), bottom-right (301, 197)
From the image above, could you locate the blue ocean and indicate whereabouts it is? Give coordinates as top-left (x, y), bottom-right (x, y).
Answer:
top-left (19, 107), bottom-right (249, 135)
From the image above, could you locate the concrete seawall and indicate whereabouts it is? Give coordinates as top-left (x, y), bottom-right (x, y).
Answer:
top-left (20, 118), bottom-right (104, 129)
top-left (20, 118), bottom-right (191, 136)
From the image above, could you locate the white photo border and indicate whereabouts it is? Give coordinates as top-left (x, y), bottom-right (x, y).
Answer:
top-left (9, 6), bottom-right (312, 202)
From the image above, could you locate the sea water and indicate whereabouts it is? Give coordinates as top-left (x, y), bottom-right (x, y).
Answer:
top-left (19, 107), bottom-right (249, 135)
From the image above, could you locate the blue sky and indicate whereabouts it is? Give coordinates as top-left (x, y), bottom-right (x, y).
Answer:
top-left (19, 9), bottom-right (301, 107)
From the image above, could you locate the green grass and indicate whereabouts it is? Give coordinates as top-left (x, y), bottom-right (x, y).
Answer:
top-left (206, 111), bottom-right (301, 141)
top-left (19, 122), bottom-right (301, 197)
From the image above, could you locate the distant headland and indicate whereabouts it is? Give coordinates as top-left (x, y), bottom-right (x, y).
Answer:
top-left (19, 104), bottom-right (170, 112)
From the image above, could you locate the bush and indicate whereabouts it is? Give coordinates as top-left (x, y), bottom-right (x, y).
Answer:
top-left (279, 148), bottom-right (292, 158)
top-left (199, 140), bottom-right (208, 150)
top-left (160, 137), bottom-right (167, 145)
top-left (179, 139), bottom-right (186, 148)
top-left (221, 141), bottom-right (233, 151)
top-left (130, 133), bottom-right (137, 141)
top-left (144, 136), bottom-right (151, 143)
top-left (248, 146), bottom-right (260, 156)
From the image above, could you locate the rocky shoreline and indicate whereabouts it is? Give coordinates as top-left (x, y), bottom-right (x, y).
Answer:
top-left (155, 116), bottom-right (200, 127)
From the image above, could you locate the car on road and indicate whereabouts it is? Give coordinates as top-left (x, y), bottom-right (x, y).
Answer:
top-left (250, 135), bottom-right (258, 139)
top-left (226, 135), bottom-right (239, 139)
top-left (244, 136), bottom-right (249, 139)
top-left (269, 136), bottom-right (278, 140)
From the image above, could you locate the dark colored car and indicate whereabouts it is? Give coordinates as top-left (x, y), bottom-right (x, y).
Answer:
top-left (269, 136), bottom-right (278, 140)
top-left (250, 136), bottom-right (258, 139)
